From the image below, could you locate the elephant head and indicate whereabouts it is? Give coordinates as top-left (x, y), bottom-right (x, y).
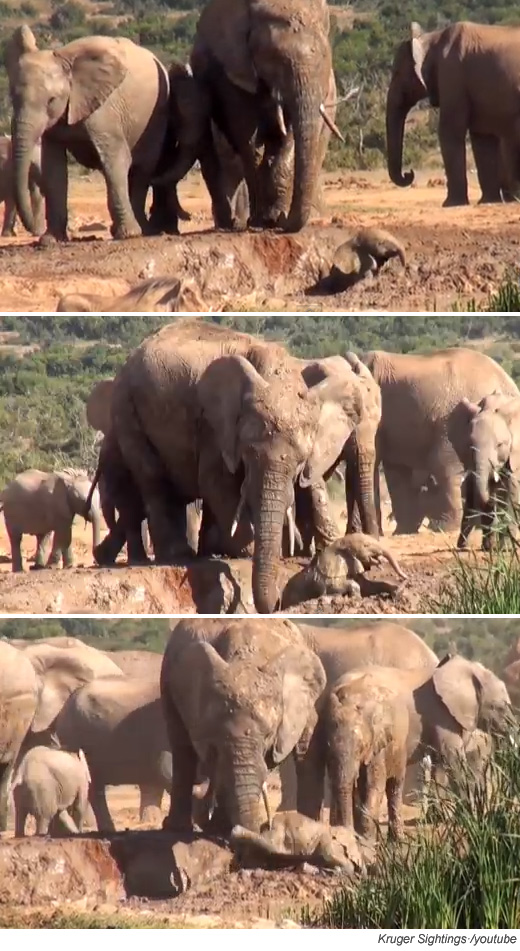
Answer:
top-left (386, 22), bottom-right (439, 189)
top-left (460, 394), bottom-right (520, 508)
top-left (172, 638), bottom-right (326, 832)
top-left (5, 27), bottom-right (127, 234)
top-left (56, 468), bottom-right (102, 551)
top-left (431, 654), bottom-right (513, 739)
top-left (196, 354), bottom-right (369, 613)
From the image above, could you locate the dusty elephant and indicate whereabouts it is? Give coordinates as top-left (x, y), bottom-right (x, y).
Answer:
top-left (0, 641), bottom-right (39, 831)
top-left (56, 277), bottom-right (208, 313)
top-left (54, 676), bottom-right (172, 831)
top-left (323, 670), bottom-right (409, 840)
top-left (317, 227), bottom-right (406, 293)
top-left (103, 649), bottom-right (163, 681)
top-left (190, 0), bottom-right (342, 232)
top-left (0, 467), bottom-right (102, 572)
top-left (160, 618), bottom-right (326, 833)
top-left (457, 393), bottom-right (520, 550)
top-left (363, 347), bottom-right (520, 534)
top-left (386, 20), bottom-right (520, 207)
top-left (89, 320), bottom-right (380, 614)
top-left (5, 26), bottom-right (170, 241)
top-left (12, 744), bottom-right (91, 836)
top-left (0, 135), bottom-right (43, 237)
top-left (230, 810), bottom-right (364, 871)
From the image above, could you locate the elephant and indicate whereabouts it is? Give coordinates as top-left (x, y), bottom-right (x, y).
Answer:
top-left (12, 744), bottom-right (91, 836)
top-left (386, 21), bottom-right (520, 208)
top-left (88, 320), bottom-right (380, 614)
top-left (362, 347), bottom-right (520, 534)
top-left (0, 135), bottom-right (43, 237)
top-left (0, 467), bottom-right (102, 572)
top-left (56, 278), bottom-right (208, 313)
top-left (316, 227), bottom-right (406, 294)
top-left (103, 649), bottom-right (162, 681)
top-left (5, 26), bottom-right (170, 241)
top-left (53, 676), bottom-right (172, 831)
top-left (0, 641), bottom-right (39, 831)
top-left (280, 533), bottom-right (407, 609)
top-left (323, 669), bottom-right (409, 840)
top-left (304, 654), bottom-right (512, 830)
top-left (189, 0), bottom-right (342, 232)
top-left (230, 810), bottom-right (363, 872)
top-left (457, 393), bottom-right (520, 550)
top-left (160, 618), bottom-right (326, 833)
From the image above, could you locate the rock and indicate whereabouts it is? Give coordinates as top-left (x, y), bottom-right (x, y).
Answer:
top-left (110, 831), bottom-right (233, 898)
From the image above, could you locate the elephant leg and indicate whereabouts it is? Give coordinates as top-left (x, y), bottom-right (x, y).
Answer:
top-left (29, 180), bottom-right (45, 235)
top-left (213, 84), bottom-right (262, 225)
top-left (139, 784), bottom-right (163, 824)
top-left (383, 464), bottom-right (424, 534)
top-left (93, 135), bottom-right (141, 240)
top-left (51, 524), bottom-right (73, 568)
top-left (199, 143), bottom-right (235, 231)
top-left (35, 815), bottom-right (51, 835)
top-left (128, 167), bottom-right (150, 233)
top-left (457, 475), bottom-right (481, 549)
top-left (438, 110), bottom-right (469, 206)
top-left (2, 195), bottom-right (16, 236)
top-left (7, 527), bottom-right (23, 573)
top-left (470, 132), bottom-right (501, 203)
top-left (71, 789), bottom-right (89, 833)
top-left (429, 468), bottom-right (462, 531)
top-left (386, 770), bottom-right (405, 841)
top-left (295, 725), bottom-right (326, 822)
top-left (33, 532), bottom-right (52, 568)
top-left (356, 754), bottom-right (386, 840)
top-left (88, 784), bottom-right (115, 833)
top-left (0, 762), bottom-right (13, 832)
top-left (198, 450), bottom-right (254, 557)
top-left (41, 139), bottom-right (68, 241)
top-left (162, 690), bottom-right (198, 832)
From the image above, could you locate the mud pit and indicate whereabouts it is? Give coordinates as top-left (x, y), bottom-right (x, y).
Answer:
top-left (1, 168), bottom-right (518, 313)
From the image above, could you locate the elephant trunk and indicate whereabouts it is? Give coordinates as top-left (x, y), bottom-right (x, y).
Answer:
top-left (251, 460), bottom-right (293, 614)
top-left (474, 455), bottom-right (491, 507)
top-left (385, 82), bottom-right (415, 188)
top-left (12, 114), bottom-right (41, 234)
top-left (327, 751), bottom-right (356, 828)
top-left (225, 741), bottom-right (265, 832)
top-left (284, 72), bottom-right (321, 233)
top-left (345, 426), bottom-right (379, 537)
top-left (90, 504), bottom-right (102, 550)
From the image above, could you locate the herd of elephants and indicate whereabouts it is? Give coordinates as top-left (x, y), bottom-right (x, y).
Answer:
top-left (1, 320), bottom-right (520, 614)
top-left (0, 620), bottom-right (517, 869)
top-left (1, 7), bottom-right (520, 246)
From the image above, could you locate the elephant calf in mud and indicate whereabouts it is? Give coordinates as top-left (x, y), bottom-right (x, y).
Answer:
top-left (56, 277), bottom-right (209, 313)
top-left (0, 467), bottom-right (101, 572)
top-left (314, 227), bottom-right (406, 293)
top-left (230, 811), bottom-right (364, 873)
top-left (12, 744), bottom-right (91, 836)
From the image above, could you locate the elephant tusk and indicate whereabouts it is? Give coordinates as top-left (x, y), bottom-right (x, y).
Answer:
top-left (231, 483), bottom-right (248, 537)
top-left (286, 505), bottom-right (296, 557)
top-left (261, 781), bottom-right (272, 830)
top-left (492, 470), bottom-right (500, 484)
top-left (319, 103), bottom-right (345, 143)
top-left (275, 102), bottom-right (287, 137)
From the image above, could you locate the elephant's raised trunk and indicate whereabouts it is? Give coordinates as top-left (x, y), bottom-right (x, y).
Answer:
top-left (12, 114), bottom-right (40, 234)
top-left (284, 71), bottom-right (321, 233)
top-left (385, 82), bottom-right (415, 189)
top-left (251, 460), bottom-right (293, 614)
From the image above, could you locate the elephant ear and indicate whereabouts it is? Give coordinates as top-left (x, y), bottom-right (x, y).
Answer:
top-left (267, 645), bottom-right (326, 764)
top-left (432, 655), bottom-right (479, 732)
top-left (86, 378), bottom-right (114, 434)
top-left (300, 375), bottom-right (360, 485)
top-left (55, 42), bottom-right (128, 125)
top-left (410, 22), bottom-right (427, 90)
top-left (197, 355), bottom-right (269, 474)
top-left (4, 25), bottom-right (37, 78)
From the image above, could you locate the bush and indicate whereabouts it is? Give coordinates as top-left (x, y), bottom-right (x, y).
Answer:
top-left (49, 1), bottom-right (86, 29)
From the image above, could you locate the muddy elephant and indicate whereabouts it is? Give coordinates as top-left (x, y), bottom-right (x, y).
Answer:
top-left (0, 467), bottom-right (102, 572)
top-left (230, 810), bottom-right (363, 871)
top-left (103, 649), bottom-right (163, 681)
top-left (57, 278), bottom-right (208, 314)
top-left (457, 393), bottom-right (520, 549)
top-left (12, 744), bottom-right (91, 836)
top-left (161, 618), bottom-right (326, 833)
top-left (190, 0), bottom-right (341, 232)
top-left (323, 669), bottom-right (409, 839)
top-left (5, 26), bottom-right (170, 241)
top-left (54, 676), bottom-right (172, 831)
top-left (363, 347), bottom-right (520, 534)
top-left (90, 321), bottom-right (379, 614)
top-left (0, 135), bottom-right (43, 237)
top-left (0, 641), bottom-right (39, 831)
top-left (386, 21), bottom-right (520, 207)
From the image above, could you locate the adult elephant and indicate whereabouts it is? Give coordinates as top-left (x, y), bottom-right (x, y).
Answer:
top-left (161, 618), bottom-right (326, 833)
top-left (54, 676), bottom-right (172, 831)
top-left (386, 20), bottom-right (520, 207)
top-left (5, 26), bottom-right (169, 241)
top-left (0, 468), bottom-right (102, 572)
top-left (0, 641), bottom-right (39, 831)
top-left (363, 348), bottom-right (520, 534)
top-left (457, 393), bottom-right (520, 549)
top-left (90, 321), bottom-right (379, 614)
top-left (190, 0), bottom-right (341, 232)
top-left (103, 649), bottom-right (163, 681)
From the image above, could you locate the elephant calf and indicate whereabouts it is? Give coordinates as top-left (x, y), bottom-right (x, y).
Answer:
top-left (0, 467), bottom-right (101, 572)
top-left (230, 810), bottom-right (364, 872)
top-left (12, 745), bottom-right (91, 836)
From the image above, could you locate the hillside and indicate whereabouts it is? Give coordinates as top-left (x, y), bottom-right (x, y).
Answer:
top-left (1, 0), bottom-right (520, 170)
top-left (0, 314), bottom-right (518, 486)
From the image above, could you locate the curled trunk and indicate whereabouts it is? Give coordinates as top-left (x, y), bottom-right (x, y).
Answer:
top-left (12, 116), bottom-right (40, 234)
top-left (251, 462), bottom-right (292, 614)
top-left (385, 83), bottom-right (415, 189)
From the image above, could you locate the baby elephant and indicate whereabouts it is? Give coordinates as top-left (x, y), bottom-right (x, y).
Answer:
top-left (230, 811), bottom-right (363, 873)
top-left (12, 745), bottom-right (91, 836)
top-left (318, 227), bottom-right (406, 292)
top-left (56, 277), bottom-right (208, 313)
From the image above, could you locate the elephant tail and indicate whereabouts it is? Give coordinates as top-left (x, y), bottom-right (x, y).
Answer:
top-left (379, 543), bottom-right (408, 580)
top-left (83, 464), bottom-right (101, 523)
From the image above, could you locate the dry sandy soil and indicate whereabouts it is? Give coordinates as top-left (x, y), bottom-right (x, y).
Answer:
top-left (0, 166), bottom-right (518, 312)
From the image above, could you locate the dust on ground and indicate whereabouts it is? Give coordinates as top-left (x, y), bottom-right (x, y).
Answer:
top-left (1, 167), bottom-right (518, 313)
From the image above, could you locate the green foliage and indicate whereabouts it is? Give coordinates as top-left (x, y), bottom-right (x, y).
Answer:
top-left (428, 545), bottom-right (520, 616)
top-left (0, 617), bottom-right (171, 651)
top-left (305, 733), bottom-right (520, 928)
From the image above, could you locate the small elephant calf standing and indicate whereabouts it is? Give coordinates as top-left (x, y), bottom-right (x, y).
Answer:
top-left (12, 745), bottom-right (91, 836)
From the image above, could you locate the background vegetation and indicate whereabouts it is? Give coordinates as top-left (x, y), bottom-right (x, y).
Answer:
top-left (1, 615), bottom-right (518, 674)
top-left (1, 0), bottom-right (519, 169)
top-left (0, 314), bottom-right (518, 486)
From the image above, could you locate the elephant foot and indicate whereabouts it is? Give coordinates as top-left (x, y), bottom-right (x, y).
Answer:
top-left (110, 220), bottom-right (142, 240)
top-left (1, 229), bottom-right (15, 238)
top-left (38, 232), bottom-right (67, 247)
top-left (162, 814), bottom-right (193, 834)
top-left (442, 196), bottom-right (469, 208)
top-left (456, 535), bottom-right (468, 550)
top-left (93, 539), bottom-right (119, 567)
top-left (478, 195), bottom-right (502, 205)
